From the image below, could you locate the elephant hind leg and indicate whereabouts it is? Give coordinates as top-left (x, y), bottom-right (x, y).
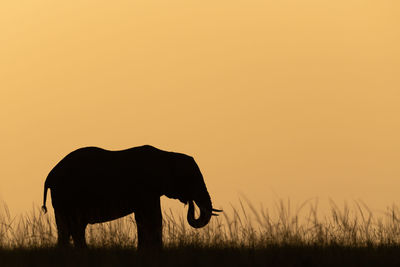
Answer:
top-left (54, 210), bottom-right (71, 247)
top-left (135, 197), bottom-right (163, 250)
top-left (55, 209), bottom-right (87, 248)
top-left (71, 222), bottom-right (87, 248)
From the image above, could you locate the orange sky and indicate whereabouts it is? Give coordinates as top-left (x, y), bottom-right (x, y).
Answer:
top-left (1, 1), bottom-right (399, 215)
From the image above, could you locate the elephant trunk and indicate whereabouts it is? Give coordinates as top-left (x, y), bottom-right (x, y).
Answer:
top-left (187, 199), bottom-right (212, 229)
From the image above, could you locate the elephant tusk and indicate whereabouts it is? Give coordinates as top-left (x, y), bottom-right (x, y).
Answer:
top-left (212, 208), bottom-right (223, 212)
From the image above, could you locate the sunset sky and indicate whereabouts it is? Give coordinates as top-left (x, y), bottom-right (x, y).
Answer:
top-left (1, 1), bottom-right (399, 215)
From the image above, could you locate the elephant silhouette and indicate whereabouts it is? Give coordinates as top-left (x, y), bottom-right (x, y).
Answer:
top-left (42, 145), bottom-right (221, 249)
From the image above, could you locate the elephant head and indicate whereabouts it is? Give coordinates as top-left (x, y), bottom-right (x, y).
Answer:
top-left (165, 153), bottom-right (222, 228)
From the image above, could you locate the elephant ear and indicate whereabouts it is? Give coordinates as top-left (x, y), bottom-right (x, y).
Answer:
top-left (162, 152), bottom-right (190, 203)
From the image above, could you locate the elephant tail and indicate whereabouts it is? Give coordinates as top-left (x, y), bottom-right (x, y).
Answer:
top-left (42, 183), bottom-right (49, 214)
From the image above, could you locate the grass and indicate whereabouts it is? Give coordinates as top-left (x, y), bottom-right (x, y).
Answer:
top-left (2, 199), bottom-right (400, 266)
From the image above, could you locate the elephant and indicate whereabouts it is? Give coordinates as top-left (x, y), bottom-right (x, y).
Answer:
top-left (41, 145), bottom-right (221, 249)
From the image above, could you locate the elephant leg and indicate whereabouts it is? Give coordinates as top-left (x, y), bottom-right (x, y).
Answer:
top-left (71, 222), bottom-right (87, 248)
top-left (54, 210), bottom-right (71, 247)
top-left (135, 197), bottom-right (163, 250)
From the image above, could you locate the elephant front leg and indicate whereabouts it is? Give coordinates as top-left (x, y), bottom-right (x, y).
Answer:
top-left (134, 197), bottom-right (163, 250)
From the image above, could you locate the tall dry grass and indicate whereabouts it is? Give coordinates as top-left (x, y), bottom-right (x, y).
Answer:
top-left (1, 199), bottom-right (400, 249)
